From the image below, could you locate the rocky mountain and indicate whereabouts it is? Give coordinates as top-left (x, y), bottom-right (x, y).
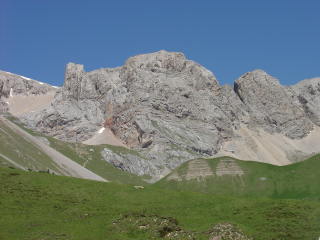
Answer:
top-left (4, 50), bottom-right (320, 180)
top-left (0, 71), bottom-right (58, 115)
top-left (234, 70), bottom-right (313, 138)
top-left (290, 77), bottom-right (320, 126)
top-left (0, 71), bottom-right (56, 96)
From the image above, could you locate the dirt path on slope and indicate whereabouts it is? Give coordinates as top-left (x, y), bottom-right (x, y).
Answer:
top-left (0, 117), bottom-right (107, 182)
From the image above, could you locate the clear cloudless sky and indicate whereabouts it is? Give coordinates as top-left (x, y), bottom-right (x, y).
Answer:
top-left (1, 0), bottom-right (320, 86)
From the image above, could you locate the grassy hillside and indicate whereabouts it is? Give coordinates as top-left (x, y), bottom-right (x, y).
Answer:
top-left (1, 166), bottom-right (320, 240)
top-left (0, 119), bottom-right (64, 174)
top-left (2, 115), bottom-right (147, 185)
top-left (46, 137), bottom-right (148, 185)
top-left (156, 156), bottom-right (320, 199)
top-left (1, 115), bottom-right (320, 239)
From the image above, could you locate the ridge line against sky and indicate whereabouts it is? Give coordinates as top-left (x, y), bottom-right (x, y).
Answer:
top-left (1, 0), bottom-right (319, 86)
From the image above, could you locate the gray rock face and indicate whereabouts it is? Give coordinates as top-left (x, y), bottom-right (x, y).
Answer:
top-left (0, 100), bottom-right (9, 113)
top-left (21, 63), bottom-right (107, 141)
top-left (0, 70), bottom-right (57, 115)
top-left (19, 51), bottom-right (320, 179)
top-left (22, 95), bottom-right (105, 142)
top-left (291, 78), bottom-right (320, 126)
top-left (0, 71), bottom-right (55, 98)
top-left (234, 70), bottom-right (313, 138)
top-left (101, 148), bottom-right (160, 177)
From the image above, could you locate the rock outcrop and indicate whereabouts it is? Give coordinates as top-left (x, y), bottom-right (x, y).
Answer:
top-left (0, 71), bottom-right (58, 115)
top-left (17, 50), bottom-right (320, 180)
top-left (234, 70), bottom-right (313, 138)
top-left (0, 71), bottom-right (55, 98)
top-left (291, 78), bottom-right (320, 126)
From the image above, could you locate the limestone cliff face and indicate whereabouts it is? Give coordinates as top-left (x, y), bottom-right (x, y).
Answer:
top-left (0, 71), bottom-right (55, 98)
top-left (290, 78), bottom-right (320, 126)
top-left (19, 50), bottom-right (320, 179)
top-left (0, 70), bottom-right (57, 113)
top-left (234, 70), bottom-right (313, 138)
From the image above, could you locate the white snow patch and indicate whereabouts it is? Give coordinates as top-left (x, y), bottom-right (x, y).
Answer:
top-left (2, 71), bottom-right (18, 76)
top-left (20, 75), bottom-right (31, 81)
top-left (2, 71), bottom-right (58, 89)
top-left (98, 127), bottom-right (105, 134)
top-left (9, 88), bottom-right (13, 97)
top-left (20, 75), bottom-right (42, 85)
top-left (20, 76), bottom-right (50, 86)
top-left (21, 77), bottom-right (53, 87)
top-left (3, 71), bottom-right (32, 81)
top-left (5, 101), bottom-right (9, 104)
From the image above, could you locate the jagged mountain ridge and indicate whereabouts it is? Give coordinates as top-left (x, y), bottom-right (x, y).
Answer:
top-left (0, 70), bottom-right (58, 115)
top-left (2, 50), bottom-right (320, 180)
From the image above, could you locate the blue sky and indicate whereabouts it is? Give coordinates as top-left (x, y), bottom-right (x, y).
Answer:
top-left (1, 0), bottom-right (319, 86)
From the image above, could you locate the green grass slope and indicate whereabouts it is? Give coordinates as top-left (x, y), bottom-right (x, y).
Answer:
top-left (47, 138), bottom-right (148, 185)
top-left (0, 119), bottom-right (64, 174)
top-left (0, 167), bottom-right (319, 240)
top-left (156, 156), bottom-right (320, 199)
top-left (2, 115), bottom-right (146, 185)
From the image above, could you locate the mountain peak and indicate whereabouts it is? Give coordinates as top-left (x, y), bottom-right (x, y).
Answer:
top-left (9, 51), bottom-right (320, 180)
top-left (124, 50), bottom-right (187, 73)
top-left (236, 69), bottom-right (279, 86)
